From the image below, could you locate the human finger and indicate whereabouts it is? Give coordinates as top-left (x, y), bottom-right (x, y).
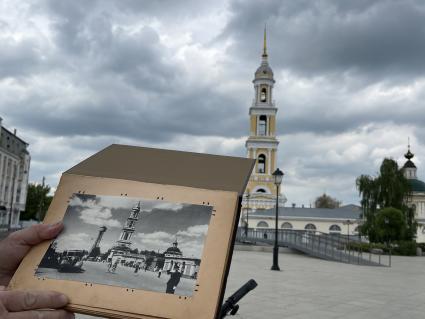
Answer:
top-left (0, 290), bottom-right (68, 312)
top-left (8, 223), bottom-right (64, 246)
top-left (8, 309), bottom-right (74, 319)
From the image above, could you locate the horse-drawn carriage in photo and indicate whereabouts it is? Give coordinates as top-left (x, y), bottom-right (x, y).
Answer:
top-left (58, 250), bottom-right (86, 272)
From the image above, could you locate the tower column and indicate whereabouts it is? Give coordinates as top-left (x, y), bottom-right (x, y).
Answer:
top-left (113, 201), bottom-right (141, 254)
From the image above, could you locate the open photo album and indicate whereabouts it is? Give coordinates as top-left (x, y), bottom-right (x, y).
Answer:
top-left (9, 144), bottom-right (254, 319)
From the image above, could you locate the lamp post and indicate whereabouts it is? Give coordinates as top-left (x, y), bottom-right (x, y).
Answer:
top-left (271, 168), bottom-right (284, 271)
top-left (343, 219), bottom-right (354, 243)
top-left (384, 217), bottom-right (391, 267)
top-left (245, 191), bottom-right (250, 237)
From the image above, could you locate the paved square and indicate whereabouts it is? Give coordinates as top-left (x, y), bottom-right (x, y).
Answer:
top-left (75, 250), bottom-right (425, 318)
top-left (225, 250), bottom-right (425, 319)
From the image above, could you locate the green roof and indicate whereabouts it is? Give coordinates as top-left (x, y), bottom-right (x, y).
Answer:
top-left (408, 179), bottom-right (425, 192)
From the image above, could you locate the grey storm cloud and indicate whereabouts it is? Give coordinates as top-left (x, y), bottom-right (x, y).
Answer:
top-left (1, 0), bottom-right (424, 205)
top-left (221, 0), bottom-right (425, 81)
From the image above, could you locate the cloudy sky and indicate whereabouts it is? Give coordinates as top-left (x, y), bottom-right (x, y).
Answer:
top-left (1, 0), bottom-right (425, 206)
top-left (54, 194), bottom-right (212, 258)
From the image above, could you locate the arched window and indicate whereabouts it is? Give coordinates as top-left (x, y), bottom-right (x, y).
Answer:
top-left (305, 223), bottom-right (316, 231)
top-left (257, 221), bottom-right (269, 228)
top-left (256, 188), bottom-right (266, 193)
top-left (257, 154), bottom-right (266, 173)
top-left (258, 115), bottom-right (267, 136)
top-left (260, 88), bottom-right (267, 102)
top-left (281, 222), bottom-right (293, 229)
top-left (329, 224), bottom-right (341, 234)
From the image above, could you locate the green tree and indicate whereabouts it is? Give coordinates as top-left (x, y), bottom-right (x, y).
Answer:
top-left (21, 183), bottom-right (53, 221)
top-left (375, 207), bottom-right (407, 242)
top-left (356, 158), bottom-right (416, 242)
top-left (314, 193), bottom-right (341, 208)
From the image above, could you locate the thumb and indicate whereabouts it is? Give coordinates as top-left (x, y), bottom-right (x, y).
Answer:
top-left (8, 222), bottom-right (64, 246)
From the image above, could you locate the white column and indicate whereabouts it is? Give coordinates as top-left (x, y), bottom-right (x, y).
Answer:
top-left (267, 148), bottom-right (271, 175)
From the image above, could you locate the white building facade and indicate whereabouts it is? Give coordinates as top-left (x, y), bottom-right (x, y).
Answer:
top-left (0, 118), bottom-right (31, 229)
top-left (246, 205), bottom-right (362, 236)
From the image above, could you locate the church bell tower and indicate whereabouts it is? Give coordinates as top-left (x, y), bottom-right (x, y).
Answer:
top-left (244, 28), bottom-right (285, 210)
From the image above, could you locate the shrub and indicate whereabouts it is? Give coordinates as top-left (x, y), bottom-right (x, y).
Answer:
top-left (393, 241), bottom-right (417, 256)
top-left (346, 241), bottom-right (417, 256)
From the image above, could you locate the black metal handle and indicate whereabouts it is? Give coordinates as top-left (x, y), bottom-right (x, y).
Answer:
top-left (220, 279), bottom-right (258, 318)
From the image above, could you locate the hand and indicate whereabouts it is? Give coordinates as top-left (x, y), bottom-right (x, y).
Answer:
top-left (0, 223), bottom-right (64, 287)
top-left (0, 288), bottom-right (73, 319)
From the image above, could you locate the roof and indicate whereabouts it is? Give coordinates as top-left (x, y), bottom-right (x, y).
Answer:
top-left (1, 127), bottom-right (29, 146)
top-left (408, 179), bottom-right (425, 192)
top-left (65, 144), bottom-right (255, 195)
top-left (251, 205), bottom-right (362, 220)
top-left (165, 247), bottom-right (182, 255)
top-left (403, 160), bottom-right (416, 168)
top-left (255, 63), bottom-right (274, 80)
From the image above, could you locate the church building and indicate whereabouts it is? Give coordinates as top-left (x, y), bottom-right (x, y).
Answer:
top-left (241, 30), bottom-right (361, 237)
top-left (242, 28), bottom-right (286, 213)
top-left (402, 145), bottom-right (425, 243)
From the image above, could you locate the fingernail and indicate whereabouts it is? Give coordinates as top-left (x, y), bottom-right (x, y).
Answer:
top-left (66, 312), bottom-right (75, 319)
top-left (59, 294), bottom-right (69, 304)
top-left (48, 222), bottom-right (63, 230)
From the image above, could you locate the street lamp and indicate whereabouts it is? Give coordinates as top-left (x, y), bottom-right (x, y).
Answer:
top-left (343, 219), bottom-right (354, 243)
top-left (271, 168), bottom-right (284, 271)
top-left (384, 217), bottom-right (392, 267)
top-left (245, 191), bottom-right (250, 237)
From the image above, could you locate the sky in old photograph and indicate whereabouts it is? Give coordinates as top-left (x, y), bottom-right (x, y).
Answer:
top-left (1, 0), bottom-right (425, 205)
top-left (55, 194), bottom-right (212, 258)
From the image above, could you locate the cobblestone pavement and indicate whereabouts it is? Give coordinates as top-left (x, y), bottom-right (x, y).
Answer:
top-left (70, 249), bottom-right (424, 318)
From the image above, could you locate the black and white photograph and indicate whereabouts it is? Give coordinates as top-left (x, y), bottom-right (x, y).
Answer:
top-left (36, 194), bottom-right (213, 296)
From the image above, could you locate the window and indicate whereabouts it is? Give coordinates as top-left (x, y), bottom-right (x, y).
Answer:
top-left (260, 88), bottom-right (267, 102)
top-left (256, 188), bottom-right (266, 193)
top-left (305, 223), bottom-right (316, 231)
top-left (257, 154), bottom-right (266, 173)
top-left (258, 115), bottom-right (267, 136)
top-left (257, 221), bottom-right (269, 228)
top-left (281, 222), bottom-right (293, 229)
top-left (329, 224), bottom-right (341, 234)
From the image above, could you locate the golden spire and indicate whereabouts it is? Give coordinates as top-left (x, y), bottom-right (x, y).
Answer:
top-left (262, 25), bottom-right (268, 58)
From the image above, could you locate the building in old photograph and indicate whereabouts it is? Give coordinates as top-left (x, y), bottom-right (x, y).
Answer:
top-left (111, 201), bottom-right (141, 255)
top-left (0, 117), bottom-right (31, 229)
top-left (162, 239), bottom-right (200, 279)
top-left (402, 145), bottom-right (425, 243)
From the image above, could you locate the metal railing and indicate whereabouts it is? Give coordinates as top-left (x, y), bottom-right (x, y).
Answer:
top-left (236, 228), bottom-right (391, 267)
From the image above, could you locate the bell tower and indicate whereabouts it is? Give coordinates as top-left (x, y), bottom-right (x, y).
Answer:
top-left (244, 28), bottom-right (285, 210)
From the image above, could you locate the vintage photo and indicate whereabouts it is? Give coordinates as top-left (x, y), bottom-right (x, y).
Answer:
top-left (36, 194), bottom-right (213, 296)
